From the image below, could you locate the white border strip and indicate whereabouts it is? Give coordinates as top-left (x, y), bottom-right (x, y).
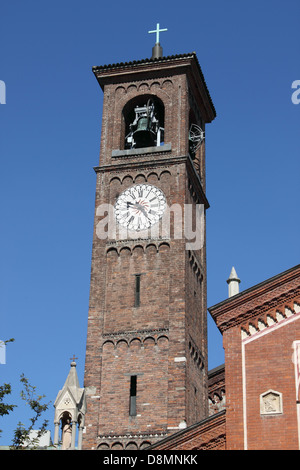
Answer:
top-left (241, 338), bottom-right (247, 449)
top-left (293, 340), bottom-right (300, 449)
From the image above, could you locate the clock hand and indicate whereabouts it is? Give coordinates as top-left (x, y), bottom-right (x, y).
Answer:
top-left (135, 203), bottom-right (149, 218)
top-left (127, 201), bottom-right (143, 213)
top-left (126, 200), bottom-right (150, 220)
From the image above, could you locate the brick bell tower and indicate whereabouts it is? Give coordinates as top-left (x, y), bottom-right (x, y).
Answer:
top-left (82, 28), bottom-right (216, 450)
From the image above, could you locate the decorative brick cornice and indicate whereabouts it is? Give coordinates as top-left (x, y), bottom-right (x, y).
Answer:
top-left (94, 154), bottom-right (209, 208)
top-left (98, 431), bottom-right (167, 441)
top-left (209, 265), bottom-right (300, 333)
top-left (208, 364), bottom-right (225, 400)
top-left (102, 328), bottom-right (169, 346)
top-left (94, 154), bottom-right (187, 174)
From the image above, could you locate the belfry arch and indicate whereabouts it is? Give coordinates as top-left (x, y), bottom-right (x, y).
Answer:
top-left (122, 94), bottom-right (165, 150)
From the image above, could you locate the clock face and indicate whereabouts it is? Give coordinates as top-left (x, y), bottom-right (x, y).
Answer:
top-left (115, 184), bottom-right (166, 232)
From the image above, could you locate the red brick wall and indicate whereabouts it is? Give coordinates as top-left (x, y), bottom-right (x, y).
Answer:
top-left (82, 57), bottom-right (212, 449)
top-left (243, 316), bottom-right (300, 449)
top-left (224, 300), bottom-right (300, 450)
top-left (98, 73), bottom-right (189, 166)
top-left (83, 164), bottom-right (208, 448)
top-left (223, 326), bottom-right (246, 450)
top-left (98, 337), bottom-right (169, 435)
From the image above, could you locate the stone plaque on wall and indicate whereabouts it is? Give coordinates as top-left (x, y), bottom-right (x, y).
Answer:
top-left (260, 390), bottom-right (283, 415)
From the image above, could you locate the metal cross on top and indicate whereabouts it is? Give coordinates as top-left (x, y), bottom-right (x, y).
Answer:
top-left (70, 354), bottom-right (78, 363)
top-left (148, 23), bottom-right (168, 44)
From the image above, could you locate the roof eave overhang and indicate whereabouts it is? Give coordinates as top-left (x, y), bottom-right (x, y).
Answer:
top-left (92, 52), bottom-right (216, 123)
top-left (209, 264), bottom-right (300, 333)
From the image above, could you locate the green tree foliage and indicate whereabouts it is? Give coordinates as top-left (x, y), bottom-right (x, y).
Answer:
top-left (0, 339), bottom-right (16, 435)
top-left (10, 374), bottom-right (50, 449)
top-left (0, 383), bottom-right (16, 421)
top-left (0, 339), bottom-right (51, 449)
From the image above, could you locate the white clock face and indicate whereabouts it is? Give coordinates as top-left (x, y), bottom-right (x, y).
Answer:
top-left (115, 184), bottom-right (166, 232)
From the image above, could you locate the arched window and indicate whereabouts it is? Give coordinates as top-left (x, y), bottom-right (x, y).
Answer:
top-left (60, 411), bottom-right (73, 450)
top-left (123, 95), bottom-right (164, 150)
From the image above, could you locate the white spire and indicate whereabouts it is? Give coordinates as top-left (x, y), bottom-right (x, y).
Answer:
top-left (53, 358), bottom-right (86, 449)
top-left (226, 267), bottom-right (241, 297)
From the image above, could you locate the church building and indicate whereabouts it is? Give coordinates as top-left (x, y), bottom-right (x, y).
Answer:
top-left (53, 27), bottom-right (300, 451)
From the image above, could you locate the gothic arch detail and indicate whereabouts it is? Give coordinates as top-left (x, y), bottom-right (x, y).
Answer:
top-left (138, 83), bottom-right (150, 92)
top-left (111, 78), bottom-right (173, 152)
top-left (241, 300), bottom-right (300, 339)
top-left (125, 441), bottom-right (138, 450)
top-left (108, 169), bottom-right (172, 187)
top-left (101, 329), bottom-right (169, 349)
top-left (188, 338), bottom-right (205, 370)
top-left (97, 439), bottom-right (153, 450)
top-left (106, 247), bottom-right (118, 258)
top-left (109, 176), bottom-right (122, 186)
top-left (158, 242), bottom-right (170, 252)
top-left (129, 337), bottom-right (142, 347)
top-left (105, 241), bottom-right (170, 257)
top-left (134, 173), bottom-right (146, 183)
top-left (188, 250), bottom-right (204, 281)
top-left (115, 86), bottom-right (126, 98)
top-left (146, 243), bottom-right (158, 254)
top-left (111, 441), bottom-right (123, 450)
top-left (132, 244), bottom-right (144, 255)
top-left (122, 94), bottom-right (165, 150)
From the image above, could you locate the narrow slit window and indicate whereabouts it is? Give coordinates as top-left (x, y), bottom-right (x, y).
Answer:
top-left (129, 375), bottom-right (137, 416)
top-left (135, 274), bottom-right (141, 307)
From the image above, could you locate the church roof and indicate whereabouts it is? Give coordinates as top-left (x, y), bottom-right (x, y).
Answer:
top-left (146, 410), bottom-right (226, 450)
top-left (209, 264), bottom-right (300, 332)
top-left (93, 52), bottom-right (204, 73)
top-left (54, 361), bottom-right (85, 409)
top-left (62, 361), bottom-right (80, 390)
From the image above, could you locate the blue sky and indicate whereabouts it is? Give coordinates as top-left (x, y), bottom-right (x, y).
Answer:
top-left (1, 0), bottom-right (299, 445)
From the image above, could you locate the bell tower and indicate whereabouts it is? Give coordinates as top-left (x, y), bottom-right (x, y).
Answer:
top-left (82, 33), bottom-right (216, 450)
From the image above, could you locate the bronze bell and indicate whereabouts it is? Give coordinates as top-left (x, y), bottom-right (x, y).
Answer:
top-left (133, 116), bottom-right (155, 148)
top-left (136, 116), bottom-right (149, 132)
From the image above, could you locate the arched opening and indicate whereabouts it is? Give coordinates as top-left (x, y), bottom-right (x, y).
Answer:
top-left (123, 95), bottom-right (165, 150)
top-left (60, 411), bottom-right (73, 450)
